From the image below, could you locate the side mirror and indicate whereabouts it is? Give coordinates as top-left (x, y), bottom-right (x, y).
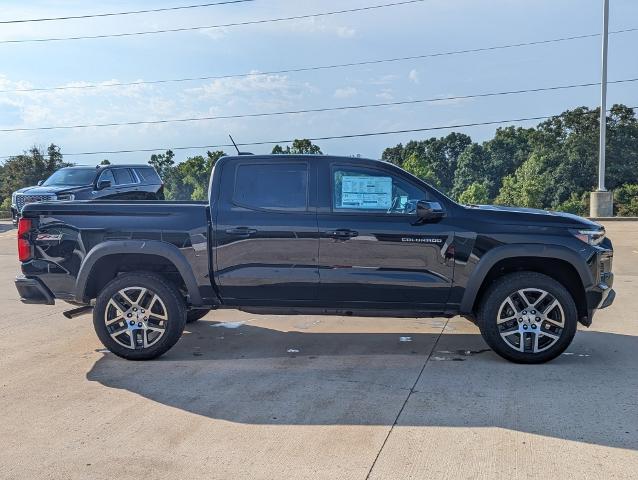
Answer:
top-left (97, 180), bottom-right (112, 190)
top-left (37, 180), bottom-right (43, 186)
top-left (416, 200), bottom-right (445, 221)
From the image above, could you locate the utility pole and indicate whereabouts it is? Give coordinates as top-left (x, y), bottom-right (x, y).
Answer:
top-left (590, 0), bottom-right (613, 217)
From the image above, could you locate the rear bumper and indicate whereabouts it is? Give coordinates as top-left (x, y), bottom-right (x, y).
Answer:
top-left (15, 275), bottom-right (55, 305)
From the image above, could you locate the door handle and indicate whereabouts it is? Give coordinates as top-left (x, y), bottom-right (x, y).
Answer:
top-left (225, 227), bottom-right (258, 237)
top-left (327, 229), bottom-right (358, 239)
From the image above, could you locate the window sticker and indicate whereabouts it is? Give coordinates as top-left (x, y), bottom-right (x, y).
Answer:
top-left (340, 175), bottom-right (392, 209)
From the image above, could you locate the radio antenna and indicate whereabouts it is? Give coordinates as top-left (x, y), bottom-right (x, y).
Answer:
top-left (229, 135), bottom-right (241, 155)
top-left (228, 135), bottom-right (253, 156)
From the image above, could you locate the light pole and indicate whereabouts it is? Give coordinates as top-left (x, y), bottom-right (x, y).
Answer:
top-left (590, 0), bottom-right (614, 217)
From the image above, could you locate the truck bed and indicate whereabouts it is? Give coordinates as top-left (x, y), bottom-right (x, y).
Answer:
top-left (20, 200), bottom-right (215, 305)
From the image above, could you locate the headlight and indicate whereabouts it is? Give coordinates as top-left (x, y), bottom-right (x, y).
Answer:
top-left (570, 228), bottom-right (605, 246)
top-left (56, 193), bottom-right (75, 201)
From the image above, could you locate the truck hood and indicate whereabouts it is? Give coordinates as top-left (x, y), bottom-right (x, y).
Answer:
top-left (465, 204), bottom-right (601, 229)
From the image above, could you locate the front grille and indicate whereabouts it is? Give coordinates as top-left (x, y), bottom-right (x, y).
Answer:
top-left (15, 194), bottom-right (56, 211)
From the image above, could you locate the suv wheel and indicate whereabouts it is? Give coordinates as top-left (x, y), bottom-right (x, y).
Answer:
top-left (478, 272), bottom-right (578, 364)
top-left (93, 273), bottom-right (186, 360)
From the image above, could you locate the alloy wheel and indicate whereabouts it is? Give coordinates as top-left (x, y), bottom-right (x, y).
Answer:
top-left (496, 288), bottom-right (565, 353)
top-left (104, 286), bottom-right (168, 350)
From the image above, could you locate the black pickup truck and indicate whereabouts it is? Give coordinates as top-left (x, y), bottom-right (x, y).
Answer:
top-left (14, 154), bottom-right (615, 363)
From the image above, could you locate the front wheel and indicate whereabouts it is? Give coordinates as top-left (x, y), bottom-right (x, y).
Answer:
top-left (478, 272), bottom-right (578, 364)
top-left (93, 272), bottom-right (186, 360)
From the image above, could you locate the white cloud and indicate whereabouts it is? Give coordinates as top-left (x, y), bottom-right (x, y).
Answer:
top-left (333, 87), bottom-right (357, 99)
top-left (376, 89), bottom-right (394, 101)
top-left (408, 69), bottom-right (419, 84)
top-left (189, 72), bottom-right (311, 103)
top-left (336, 26), bottom-right (356, 38)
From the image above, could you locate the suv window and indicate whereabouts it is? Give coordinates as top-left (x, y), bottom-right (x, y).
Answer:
top-left (234, 163), bottom-right (308, 211)
top-left (112, 168), bottom-right (135, 185)
top-left (333, 166), bottom-right (427, 215)
top-left (135, 167), bottom-right (161, 184)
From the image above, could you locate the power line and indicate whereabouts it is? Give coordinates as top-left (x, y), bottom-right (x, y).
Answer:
top-left (0, 0), bottom-right (255, 24)
top-left (0, 0), bottom-right (426, 44)
top-left (3, 27), bottom-right (636, 94)
top-left (2, 106), bottom-right (633, 160)
top-left (1, 78), bottom-right (636, 133)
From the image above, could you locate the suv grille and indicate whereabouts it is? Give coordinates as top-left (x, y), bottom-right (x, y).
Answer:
top-left (15, 194), bottom-right (56, 211)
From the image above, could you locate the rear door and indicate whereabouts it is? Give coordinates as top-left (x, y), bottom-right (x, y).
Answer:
top-left (213, 158), bottom-right (319, 303)
top-left (317, 161), bottom-right (454, 310)
top-left (111, 168), bottom-right (143, 200)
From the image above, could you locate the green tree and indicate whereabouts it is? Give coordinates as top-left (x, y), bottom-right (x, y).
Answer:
top-left (382, 132), bottom-right (472, 193)
top-left (458, 182), bottom-right (490, 205)
top-left (100, 159), bottom-right (111, 165)
top-left (162, 150), bottom-right (225, 200)
top-left (149, 149), bottom-right (175, 181)
top-left (0, 144), bottom-right (70, 202)
top-left (495, 154), bottom-right (548, 209)
top-left (402, 153), bottom-right (440, 187)
top-left (452, 143), bottom-right (493, 199)
top-left (271, 139), bottom-right (323, 155)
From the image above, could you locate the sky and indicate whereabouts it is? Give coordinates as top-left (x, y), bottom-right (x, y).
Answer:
top-left (0, 0), bottom-right (637, 165)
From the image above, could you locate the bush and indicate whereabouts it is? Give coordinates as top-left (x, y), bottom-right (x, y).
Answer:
top-left (554, 192), bottom-right (589, 216)
top-left (614, 184), bottom-right (638, 216)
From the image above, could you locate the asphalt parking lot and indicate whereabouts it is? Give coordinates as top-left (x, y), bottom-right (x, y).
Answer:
top-left (0, 220), bottom-right (636, 479)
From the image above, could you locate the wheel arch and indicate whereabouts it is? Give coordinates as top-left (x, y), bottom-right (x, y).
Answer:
top-left (460, 244), bottom-right (594, 325)
top-left (75, 240), bottom-right (203, 306)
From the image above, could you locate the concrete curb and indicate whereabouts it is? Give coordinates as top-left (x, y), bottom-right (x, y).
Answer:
top-left (589, 217), bottom-right (638, 221)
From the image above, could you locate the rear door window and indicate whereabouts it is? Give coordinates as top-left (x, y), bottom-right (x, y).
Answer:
top-left (233, 163), bottom-right (308, 211)
top-left (113, 168), bottom-right (135, 185)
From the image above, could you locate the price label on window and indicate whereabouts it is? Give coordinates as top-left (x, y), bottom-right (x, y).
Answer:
top-left (341, 176), bottom-right (392, 209)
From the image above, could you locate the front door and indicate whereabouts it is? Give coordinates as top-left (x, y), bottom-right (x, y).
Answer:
top-left (214, 159), bottom-right (319, 304)
top-left (317, 163), bottom-right (454, 310)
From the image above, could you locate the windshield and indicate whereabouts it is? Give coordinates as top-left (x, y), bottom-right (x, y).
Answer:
top-left (42, 168), bottom-right (96, 186)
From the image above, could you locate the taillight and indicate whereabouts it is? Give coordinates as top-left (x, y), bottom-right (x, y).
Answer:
top-left (17, 218), bottom-right (32, 262)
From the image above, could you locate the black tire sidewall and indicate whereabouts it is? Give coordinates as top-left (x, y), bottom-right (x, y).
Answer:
top-left (93, 273), bottom-right (186, 360)
top-left (478, 272), bottom-right (578, 364)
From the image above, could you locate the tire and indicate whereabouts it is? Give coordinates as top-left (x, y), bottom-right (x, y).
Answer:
top-left (93, 272), bottom-right (186, 360)
top-left (477, 272), bottom-right (578, 364)
top-left (186, 309), bottom-right (211, 323)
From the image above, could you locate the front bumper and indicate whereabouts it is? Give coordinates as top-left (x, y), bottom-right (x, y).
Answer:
top-left (583, 249), bottom-right (615, 324)
top-left (15, 275), bottom-right (55, 305)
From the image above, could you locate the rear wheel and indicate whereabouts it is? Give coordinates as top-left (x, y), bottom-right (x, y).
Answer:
top-left (478, 272), bottom-right (578, 364)
top-left (93, 272), bottom-right (186, 360)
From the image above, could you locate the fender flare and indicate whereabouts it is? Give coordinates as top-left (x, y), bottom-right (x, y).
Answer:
top-left (74, 240), bottom-right (203, 305)
top-left (459, 243), bottom-right (594, 314)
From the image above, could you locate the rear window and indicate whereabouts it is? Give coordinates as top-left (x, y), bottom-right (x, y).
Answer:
top-left (135, 167), bottom-right (162, 184)
top-left (233, 163), bottom-right (308, 211)
top-left (112, 168), bottom-right (135, 185)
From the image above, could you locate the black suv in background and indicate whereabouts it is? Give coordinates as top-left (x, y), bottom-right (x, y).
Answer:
top-left (11, 164), bottom-right (163, 224)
